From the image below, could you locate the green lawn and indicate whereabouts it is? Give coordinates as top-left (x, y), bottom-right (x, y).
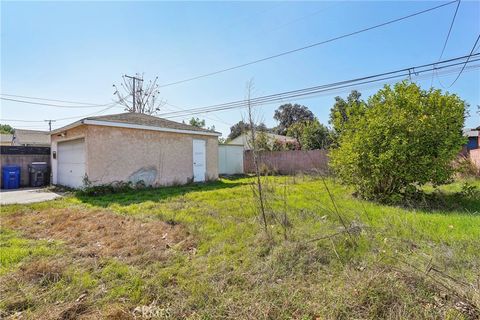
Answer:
top-left (1, 176), bottom-right (479, 319)
top-left (0, 229), bottom-right (60, 275)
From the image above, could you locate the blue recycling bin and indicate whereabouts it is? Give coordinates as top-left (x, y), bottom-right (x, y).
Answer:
top-left (2, 165), bottom-right (21, 189)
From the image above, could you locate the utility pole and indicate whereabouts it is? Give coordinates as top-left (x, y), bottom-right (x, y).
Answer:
top-left (44, 119), bottom-right (56, 131)
top-left (124, 74), bottom-right (143, 113)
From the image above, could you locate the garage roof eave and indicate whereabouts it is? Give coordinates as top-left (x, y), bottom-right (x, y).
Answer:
top-left (50, 120), bottom-right (85, 135)
top-left (50, 119), bottom-right (221, 137)
top-left (83, 119), bottom-right (222, 136)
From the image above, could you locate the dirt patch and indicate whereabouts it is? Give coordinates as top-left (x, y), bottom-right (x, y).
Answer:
top-left (3, 207), bottom-right (194, 265)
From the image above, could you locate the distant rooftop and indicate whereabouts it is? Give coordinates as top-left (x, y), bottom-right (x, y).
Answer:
top-left (465, 128), bottom-right (480, 137)
top-left (0, 133), bottom-right (13, 145)
top-left (13, 129), bottom-right (50, 146)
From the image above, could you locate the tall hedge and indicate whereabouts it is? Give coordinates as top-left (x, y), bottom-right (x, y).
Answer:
top-left (329, 82), bottom-right (466, 201)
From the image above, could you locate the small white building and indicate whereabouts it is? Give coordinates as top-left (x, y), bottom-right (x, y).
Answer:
top-left (218, 144), bottom-right (244, 175)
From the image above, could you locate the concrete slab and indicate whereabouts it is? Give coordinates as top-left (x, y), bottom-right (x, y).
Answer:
top-left (0, 188), bottom-right (62, 205)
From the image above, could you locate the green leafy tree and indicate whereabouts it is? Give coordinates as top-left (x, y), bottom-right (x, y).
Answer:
top-left (274, 103), bottom-right (315, 135)
top-left (228, 121), bottom-right (248, 140)
top-left (285, 122), bottom-right (304, 149)
top-left (0, 124), bottom-right (14, 134)
top-left (189, 117), bottom-right (206, 128)
top-left (329, 90), bottom-right (366, 145)
top-left (228, 121), bottom-right (269, 140)
top-left (287, 119), bottom-right (331, 150)
top-left (187, 117), bottom-right (216, 131)
top-left (255, 131), bottom-right (272, 151)
top-left (330, 82), bottom-right (466, 201)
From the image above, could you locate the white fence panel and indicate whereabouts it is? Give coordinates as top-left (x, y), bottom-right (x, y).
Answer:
top-left (218, 144), bottom-right (244, 174)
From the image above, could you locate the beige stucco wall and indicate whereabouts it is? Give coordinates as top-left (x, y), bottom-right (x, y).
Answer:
top-left (52, 124), bottom-right (218, 187)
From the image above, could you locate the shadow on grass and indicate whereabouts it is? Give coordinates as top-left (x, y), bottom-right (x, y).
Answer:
top-left (421, 193), bottom-right (479, 214)
top-left (378, 191), bottom-right (480, 214)
top-left (219, 174), bottom-right (252, 181)
top-left (76, 179), bottom-right (248, 208)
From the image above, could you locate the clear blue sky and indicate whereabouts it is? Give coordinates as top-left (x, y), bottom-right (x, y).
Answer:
top-left (1, 1), bottom-right (479, 137)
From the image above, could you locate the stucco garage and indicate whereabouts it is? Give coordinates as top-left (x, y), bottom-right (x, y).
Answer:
top-left (51, 113), bottom-right (221, 189)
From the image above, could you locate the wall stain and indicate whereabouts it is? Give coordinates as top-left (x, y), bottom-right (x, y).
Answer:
top-left (128, 166), bottom-right (157, 186)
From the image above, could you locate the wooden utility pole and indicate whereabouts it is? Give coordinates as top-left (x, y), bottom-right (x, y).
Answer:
top-left (124, 74), bottom-right (143, 112)
top-left (44, 119), bottom-right (56, 131)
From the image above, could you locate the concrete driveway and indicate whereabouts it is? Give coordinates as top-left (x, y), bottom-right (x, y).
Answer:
top-left (0, 188), bottom-right (62, 205)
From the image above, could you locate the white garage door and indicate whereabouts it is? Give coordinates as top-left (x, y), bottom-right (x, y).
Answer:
top-left (57, 138), bottom-right (85, 188)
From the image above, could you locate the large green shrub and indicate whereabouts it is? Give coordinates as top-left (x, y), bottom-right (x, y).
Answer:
top-left (329, 82), bottom-right (466, 201)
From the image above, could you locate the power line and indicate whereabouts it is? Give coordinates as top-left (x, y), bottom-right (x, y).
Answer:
top-left (2, 57), bottom-right (476, 127)
top-left (165, 102), bottom-right (233, 126)
top-left (158, 0), bottom-right (457, 88)
top-left (259, 2), bottom-right (342, 36)
top-left (438, 0), bottom-right (461, 60)
top-left (0, 97), bottom-right (117, 108)
top-left (165, 63), bottom-right (480, 118)
top-left (164, 63), bottom-right (479, 120)
top-left (445, 34), bottom-right (480, 87)
top-left (5, 124), bottom-right (49, 128)
top-left (290, 62), bottom-right (479, 104)
top-left (158, 54), bottom-right (479, 118)
top-left (51, 99), bottom-right (129, 122)
top-left (431, 0), bottom-right (461, 87)
top-left (0, 99), bottom-right (125, 124)
top-left (474, 38), bottom-right (480, 53)
top-left (159, 54), bottom-right (479, 116)
top-left (0, 119), bottom-right (44, 123)
top-left (0, 93), bottom-right (106, 106)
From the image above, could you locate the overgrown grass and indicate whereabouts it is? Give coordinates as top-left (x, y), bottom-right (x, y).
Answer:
top-left (0, 228), bottom-right (60, 275)
top-left (0, 176), bottom-right (479, 319)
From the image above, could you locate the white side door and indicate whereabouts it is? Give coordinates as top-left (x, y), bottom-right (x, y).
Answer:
top-left (193, 139), bottom-right (206, 182)
top-left (57, 138), bottom-right (85, 188)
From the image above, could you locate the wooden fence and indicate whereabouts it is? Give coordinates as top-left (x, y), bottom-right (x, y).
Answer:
top-left (1, 146), bottom-right (51, 187)
top-left (470, 149), bottom-right (480, 174)
top-left (244, 149), bottom-right (328, 174)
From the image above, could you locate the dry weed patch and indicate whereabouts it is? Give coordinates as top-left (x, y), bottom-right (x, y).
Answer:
top-left (2, 207), bottom-right (194, 265)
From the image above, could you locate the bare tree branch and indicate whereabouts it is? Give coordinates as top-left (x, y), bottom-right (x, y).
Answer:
top-left (113, 73), bottom-right (165, 115)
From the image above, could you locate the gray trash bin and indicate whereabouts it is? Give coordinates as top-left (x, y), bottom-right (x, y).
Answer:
top-left (28, 162), bottom-right (49, 187)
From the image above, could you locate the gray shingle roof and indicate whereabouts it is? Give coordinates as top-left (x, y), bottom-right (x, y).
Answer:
top-left (13, 129), bottom-right (50, 146)
top-left (84, 112), bottom-right (220, 134)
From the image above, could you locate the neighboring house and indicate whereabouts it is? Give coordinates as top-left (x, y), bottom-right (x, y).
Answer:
top-left (227, 131), bottom-right (297, 150)
top-left (12, 129), bottom-right (51, 147)
top-left (464, 127), bottom-right (479, 151)
top-left (0, 133), bottom-right (13, 146)
top-left (462, 127), bottom-right (480, 174)
top-left (50, 112), bottom-right (221, 188)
